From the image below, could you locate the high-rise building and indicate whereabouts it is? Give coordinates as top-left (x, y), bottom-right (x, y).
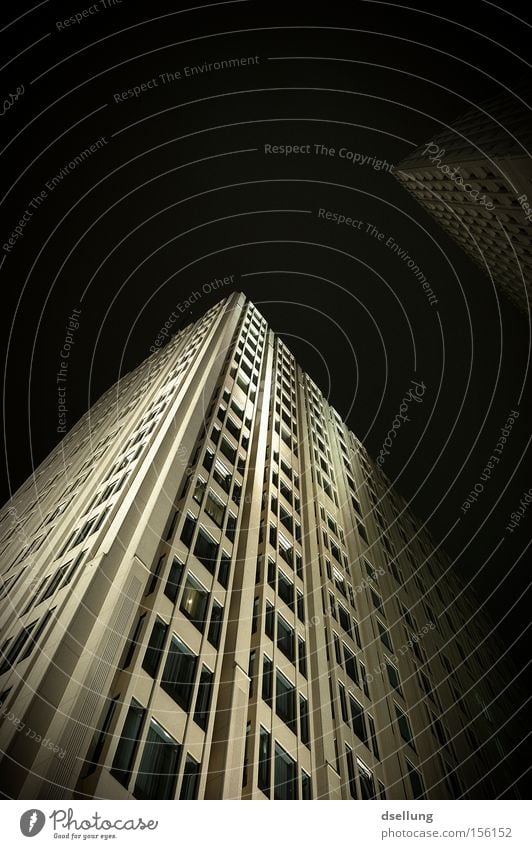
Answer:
top-left (395, 91), bottom-right (532, 312)
top-left (0, 292), bottom-right (520, 800)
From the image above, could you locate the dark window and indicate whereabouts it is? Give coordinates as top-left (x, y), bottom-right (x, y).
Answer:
top-left (180, 513), bottom-right (196, 548)
top-left (368, 715), bottom-right (380, 760)
top-left (298, 637), bottom-right (307, 678)
top-left (180, 574), bottom-right (209, 632)
top-left (207, 601), bottom-right (223, 648)
top-left (345, 746), bottom-right (357, 798)
top-left (83, 695), bottom-right (119, 778)
top-left (265, 601), bottom-right (274, 639)
top-left (262, 655), bottom-right (273, 707)
top-left (406, 760), bottom-right (425, 799)
top-left (164, 557), bottom-right (184, 603)
top-left (204, 490), bottom-right (225, 527)
top-left (275, 670), bottom-right (296, 732)
top-left (110, 699), bottom-right (145, 787)
top-left (218, 550), bottom-right (231, 587)
top-left (225, 513), bottom-right (237, 543)
top-left (258, 727), bottom-right (271, 796)
top-left (134, 720), bottom-right (181, 800)
top-left (344, 645), bottom-right (359, 685)
top-left (194, 666), bottom-right (214, 730)
top-left (0, 622), bottom-right (37, 674)
top-left (180, 755), bottom-right (200, 800)
top-left (161, 636), bottom-right (198, 711)
top-left (338, 681), bottom-right (349, 723)
top-left (357, 758), bottom-right (375, 800)
top-left (378, 620), bottom-right (393, 652)
top-left (386, 662), bottom-right (402, 695)
top-left (122, 614), bottom-right (146, 670)
top-left (296, 590), bottom-right (305, 622)
top-left (277, 615), bottom-right (295, 661)
top-left (338, 604), bottom-right (352, 637)
top-left (142, 618), bottom-right (168, 678)
top-left (333, 633), bottom-right (342, 665)
top-left (17, 609), bottom-right (54, 664)
top-left (220, 438), bottom-right (237, 465)
top-left (299, 695), bottom-right (310, 747)
top-left (396, 705), bottom-right (415, 748)
top-left (302, 771), bottom-right (312, 800)
top-left (278, 570), bottom-right (294, 610)
top-left (193, 527), bottom-right (218, 573)
top-left (274, 742), bottom-right (298, 800)
top-left (349, 696), bottom-right (368, 746)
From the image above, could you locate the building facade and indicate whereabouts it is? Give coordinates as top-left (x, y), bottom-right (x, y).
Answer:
top-left (0, 292), bottom-right (519, 800)
top-left (395, 91), bottom-right (532, 312)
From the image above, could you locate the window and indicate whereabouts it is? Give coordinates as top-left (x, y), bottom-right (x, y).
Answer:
top-left (278, 570), bottom-right (294, 610)
top-left (194, 666), bottom-right (214, 730)
top-left (225, 513), bottom-right (237, 543)
top-left (349, 696), bottom-right (368, 746)
top-left (258, 727), bottom-right (271, 796)
top-left (277, 614), bottom-right (295, 662)
top-left (368, 715), bottom-right (380, 760)
top-left (134, 719), bottom-right (181, 800)
top-left (213, 460), bottom-right (232, 493)
top-left (262, 655), bottom-right (273, 707)
top-left (180, 574), bottom-right (209, 632)
top-left (193, 527), bottom-right (218, 573)
top-left (193, 477), bottom-right (206, 503)
top-left (220, 437), bottom-right (236, 465)
top-left (386, 661), bottom-right (403, 695)
top-left (164, 557), bottom-right (184, 603)
top-left (296, 590), bottom-right (305, 622)
top-left (161, 636), bottom-right (197, 711)
top-left (338, 604), bottom-right (352, 637)
top-left (110, 699), bottom-right (145, 787)
top-left (265, 601), bottom-right (274, 638)
top-left (299, 695), bottom-right (310, 746)
top-left (0, 621), bottom-right (38, 674)
top-left (359, 662), bottom-right (370, 698)
top-left (83, 695), bottom-right (119, 777)
top-left (142, 618), bottom-right (168, 678)
top-left (357, 758), bottom-right (375, 799)
top-left (278, 532), bottom-right (293, 567)
top-left (180, 755), bottom-right (200, 799)
top-left (118, 614), bottom-right (145, 671)
top-left (218, 550), bottom-right (231, 587)
top-left (302, 770), bottom-right (312, 800)
top-left (395, 705), bottom-right (415, 748)
top-left (345, 746), bottom-right (357, 798)
top-left (344, 645), bottom-right (359, 686)
top-left (276, 670), bottom-right (296, 732)
top-left (274, 742), bottom-right (298, 800)
top-left (204, 490), bottom-right (225, 527)
top-left (406, 760), bottom-right (425, 799)
top-left (370, 589), bottom-right (384, 613)
top-left (146, 554), bottom-right (165, 596)
top-left (17, 609), bottom-right (55, 664)
top-left (378, 620), bottom-right (393, 652)
top-left (442, 758), bottom-right (462, 798)
top-left (338, 682), bottom-right (349, 723)
top-left (207, 601), bottom-right (223, 647)
top-left (180, 513), bottom-right (196, 548)
top-left (298, 637), bottom-right (307, 678)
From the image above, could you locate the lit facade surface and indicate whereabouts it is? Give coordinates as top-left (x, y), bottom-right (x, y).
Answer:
top-left (0, 292), bottom-right (519, 800)
top-left (395, 92), bottom-right (532, 312)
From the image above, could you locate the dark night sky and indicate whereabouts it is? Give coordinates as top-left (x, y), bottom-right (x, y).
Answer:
top-left (0, 0), bottom-right (531, 718)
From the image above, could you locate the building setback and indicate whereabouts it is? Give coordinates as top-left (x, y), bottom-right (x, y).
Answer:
top-left (0, 292), bottom-right (520, 800)
top-left (395, 90), bottom-right (532, 312)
